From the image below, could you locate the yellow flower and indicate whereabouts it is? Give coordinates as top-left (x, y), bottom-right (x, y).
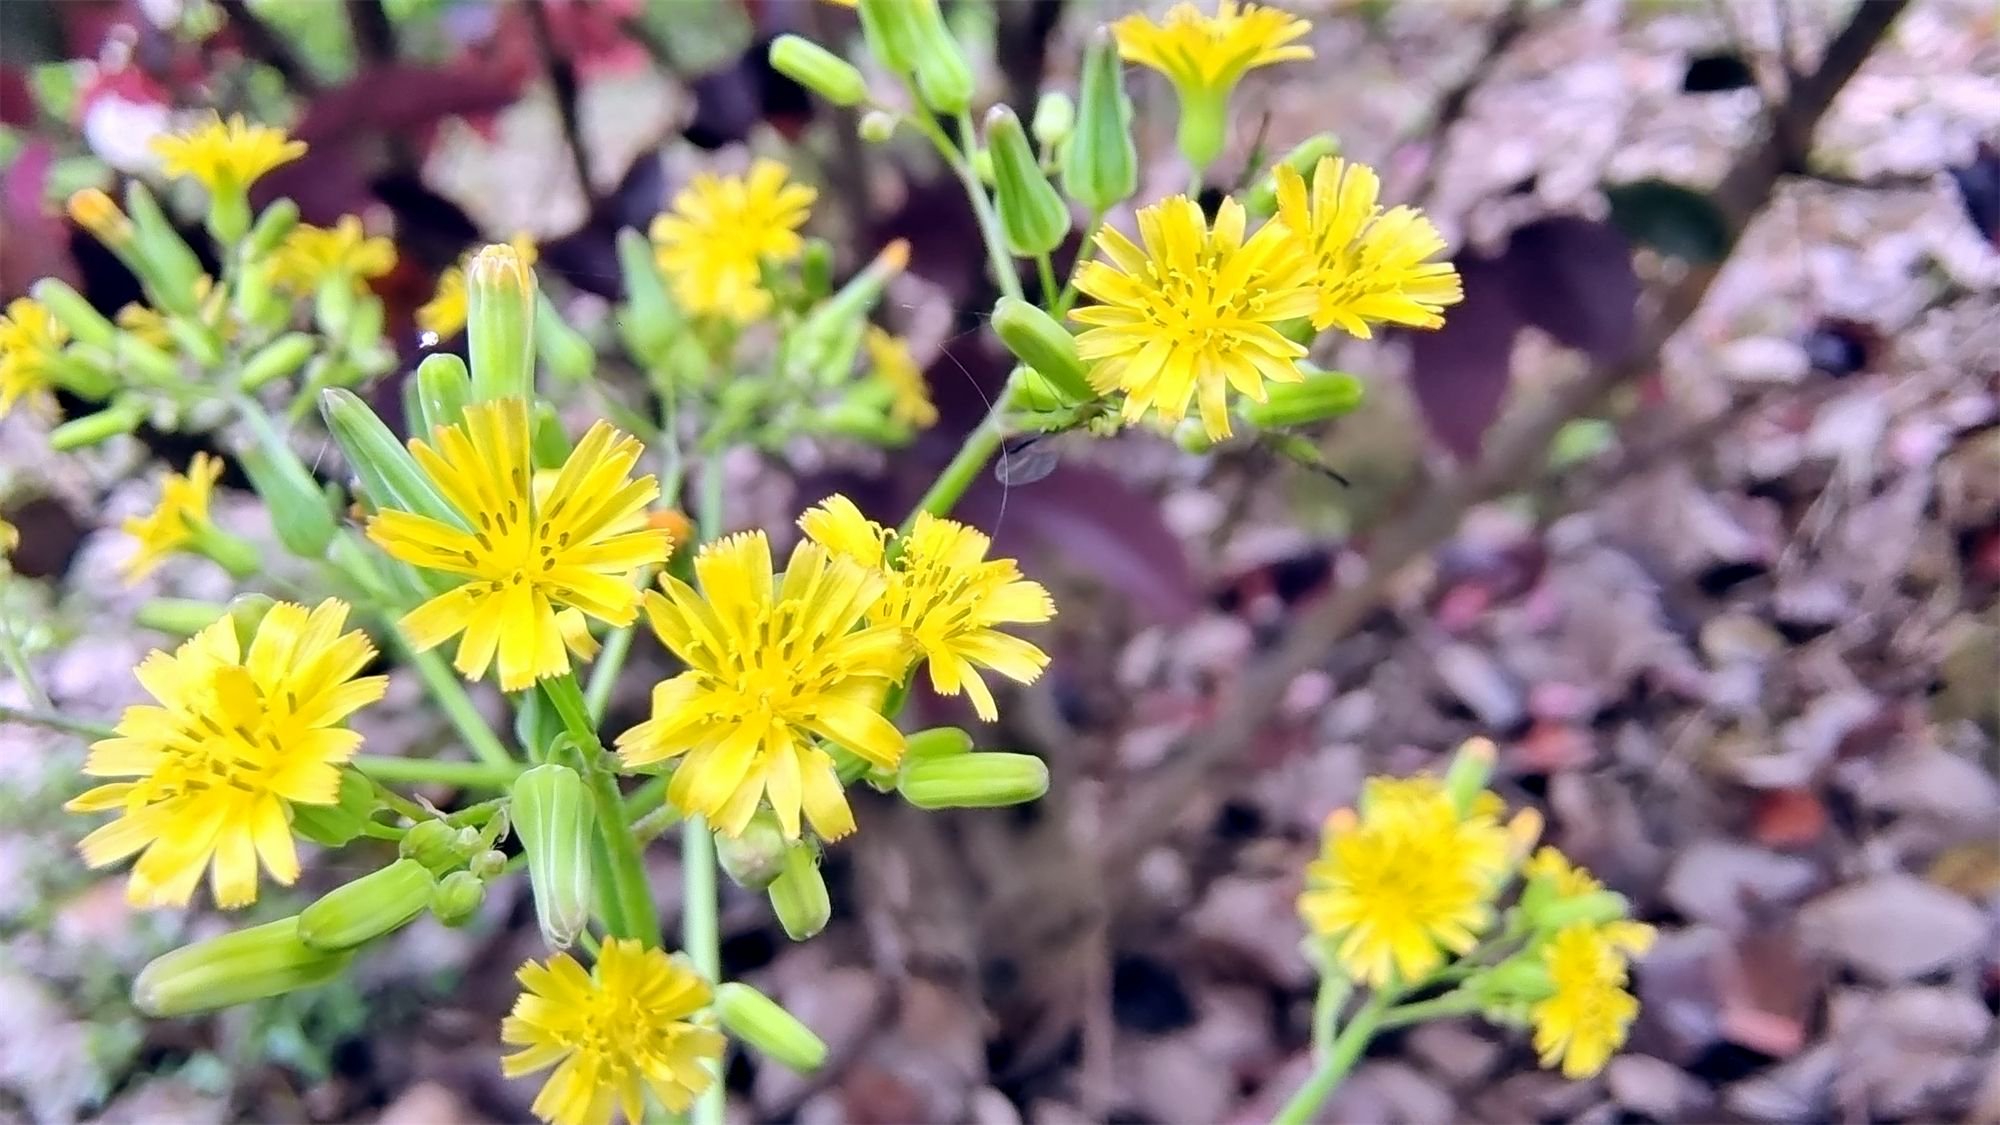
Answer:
top-left (1274, 156), bottom-right (1462, 338)
top-left (122, 452), bottom-right (225, 582)
top-left (0, 296), bottom-right (68, 420)
top-left (0, 517), bottom-right (17, 557)
top-left (418, 234), bottom-right (538, 340)
top-left (1070, 195), bottom-right (1318, 440)
top-left (615, 531), bottom-right (908, 841)
top-left (65, 599), bottom-right (387, 908)
top-left (649, 159), bottom-right (815, 323)
top-left (1112, 2), bottom-right (1313, 99)
top-left (864, 326), bottom-right (937, 430)
top-left (269, 216), bottom-right (396, 295)
top-left (502, 939), bottom-right (724, 1125)
top-left (1299, 778), bottom-right (1511, 986)
top-left (1531, 923), bottom-right (1649, 1079)
top-left (800, 495), bottom-right (1054, 721)
top-left (152, 113), bottom-right (305, 196)
top-left (367, 399), bottom-right (669, 692)
top-left (1522, 847), bottom-right (1657, 953)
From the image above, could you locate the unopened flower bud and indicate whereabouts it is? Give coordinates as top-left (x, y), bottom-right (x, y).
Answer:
top-left (615, 227), bottom-right (680, 365)
top-left (134, 597), bottom-right (227, 638)
top-left (716, 810), bottom-right (791, 890)
top-left (858, 109), bottom-right (900, 143)
top-left (1243, 133), bottom-right (1342, 219)
top-left (246, 198), bottom-right (301, 260)
top-left (856, 0), bottom-right (923, 73)
top-left (48, 398), bottom-right (145, 451)
top-left (123, 182), bottom-right (205, 315)
top-left (906, 0), bottom-right (973, 114)
top-left (1063, 29), bottom-right (1139, 212)
top-left (471, 850), bottom-right (508, 880)
top-left (320, 388), bottom-right (458, 523)
top-left (716, 983), bottom-right (829, 1073)
top-left (1530, 890), bottom-right (1633, 933)
top-left (466, 243), bottom-right (536, 403)
top-left (770, 34), bottom-right (867, 106)
top-left (800, 239), bottom-right (835, 300)
top-left (237, 420), bottom-right (337, 558)
top-left (905, 726), bottom-right (974, 761)
top-left (291, 769), bottom-right (377, 848)
top-left (531, 401), bottom-right (572, 470)
top-left (1471, 957), bottom-right (1556, 1008)
top-left (1032, 91), bottom-right (1076, 151)
top-left (67, 188), bottom-right (134, 246)
top-left (992, 297), bottom-right (1093, 404)
top-left (1008, 366), bottom-right (1067, 413)
top-left (165, 314), bottom-right (225, 368)
top-left (414, 353), bottom-right (472, 437)
top-left (511, 764), bottom-right (596, 950)
top-left (794, 239), bottom-right (910, 374)
top-left (238, 332), bottom-right (316, 393)
top-left (298, 858), bottom-right (437, 952)
top-left (899, 752), bottom-right (1049, 810)
top-left (1237, 367), bottom-right (1365, 430)
top-left (31, 278), bottom-right (115, 347)
top-left (535, 292), bottom-right (594, 385)
top-left (768, 844), bottom-right (831, 942)
top-left (986, 106), bottom-right (1070, 258)
top-left (1443, 737), bottom-right (1498, 817)
top-left (134, 918), bottom-right (355, 1017)
top-left (431, 870), bottom-right (487, 927)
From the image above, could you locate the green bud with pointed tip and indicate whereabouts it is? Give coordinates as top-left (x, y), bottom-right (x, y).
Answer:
top-left (1063, 29), bottom-right (1138, 212)
top-left (400, 819), bottom-right (464, 871)
top-left (431, 870), bottom-right (487, 927)
top-left (1243, 133), bottom-right (1342, 218)
top-left (1443, 737), bottom-right (1498, 817)
top-left (48, 397), bottom-right (145, 451)
top-left (246, 198), bottom-right (300, 260)
top-left (899, 752), bottom-right (1049, 809)
top-left (907, 0), bottom-right (973, 114)
top-left (238, 332), bottom-right (316, 393)
top-left (1032, 91), bottom-right (1075, 152)
top-left (793, 239), bottom-right (909, 376)
top-left (320, 388), bottom-right (460, 524)
top-left (717, 983), bottom-right (829, 1072)
top-left (299, 858), bottom-right (437, 952)
top-left (31, 278), bottom-right (115, 347)
top-left (512, 764), bottom-right (595, 950)
top-left (992, 297), bottom-right (1093, 404)
top-left (856, 0), bottom-right (924, 74)
top-left (770, 35), bottom-right (867, 106)
top-left (134, 918), bottom-right (354, 1017)
top-left (535, 292), bottom-right (594, 385)
top-left (716, 810), bottom-right (790, 891)
top-left (1237, 367), bottom-right (1366, 430)
top-left (467, 243), bottom-right (536, 403)
top-left (986, 106), bottom-right (1070, 258)
top-left (123, 181), bottom-right (205, 316)
top-left (615, 227), bottom-right (679, 366)
top-left (414, 353), bottom-right (472, 437)
top-left (768, 843), bottom-right (830, 942)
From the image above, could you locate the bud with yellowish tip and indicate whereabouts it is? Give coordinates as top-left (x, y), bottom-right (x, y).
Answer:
top-left (768, 843), bottom-right (831, 942)
top-left (717, 810), bottom-right (793, 891)
top-left (716, 983), bottom-right (829, 1072)
top-left (986, 106), bottom-right (1070, 258)
top-left (1243, 133), bottom-right (1342, 219)
top-left (992, 297), bottom-right (1093, 404)
top-left (899, 752), bottom-right (1049, 810)
top-left (1238, 368), bottom-right (1365, 431)
top-left (466, 243), bottom-right (536, 403)
top-left (511, 764), bottom-right (596, 950)
top-left (792, 239), bottom-right (910, 376)
top-left (1443, 737), bottom-right (1498, 817)
top-left (770, 35), bottom-right (867, 106)
top-left (134, 918), bottom-right (355, 1017)
top-left (1506, 808), bottom-right (1544, 864)
top-left (68, 187), bottom-right (134, 245)
top-left (1063, 29), bottom-right (1139, 213)
top-left (298, 858), bottom-right (437, 952)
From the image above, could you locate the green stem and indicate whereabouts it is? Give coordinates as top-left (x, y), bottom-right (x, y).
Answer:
top-left (1053, 211), bottom-right (1104, 317)
top-left (685, 456), bottom-right (727, 1125)
top-left (0, 583), bottom-right (51, 711)
top-left (395, 640), bottom-right (516, 769)
top-left (1273, 992), bottom-right (1388, 1125)
top-left (542, 673), bottom-right (661, 946)
top-left (624, 771), bottom-right (672, 819)
top-left (0, 704), bottom-right (114, 739)
top-left (1035, 253), bottom-right (1059, 309)
top-left (1378, 990), bottom-right (1483, 1031)
top-left (583, 623), bottom-right (635, 721)
top-left (907, 109), bottom-right (1025, 305)
top-left (900, 394), bottom-right (1011, 534)
top-left (1311, 973), bottom-right (1351, 1054)
top-left (350, 755), bottom-right (522, 789)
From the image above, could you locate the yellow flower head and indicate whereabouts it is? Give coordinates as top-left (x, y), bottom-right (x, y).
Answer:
top-left (418, 234), bottom-right (538, 340)
top-left (1531, 923), bottom-right (1648, 1078)
top-left (1274, 156), bottom-right (1462, 339)
top-left (64, 599), bottom-right (387, 908)
top-left (615, 530), bottom-right (909, 841)
top-left (152, 114), bottom-right (306, 196)
top-left (367, 399), bottom-right (669, 692)
top-left (1300, 777), bottom-right (1511, 986)
top-left (122, 452), bottom-right (225, 582)
top-left (649, 159), bottom-right (816, 323)
top-left (800, 495), bottom-right (1054, 721)
top-left (270, 216), bottom-right (396, 295)
top-left (0, 296), bottom-right (69, 420)
top-left (68, 188), bottom-right (135, 246)
top-left (1112, 1), bottom-right (1313, 99)
top-left (1071, 195), bottom-right (1318, 440)
top-left (865, 326), bottom-right (937, 430)
top-left (502, 939), bottom-right (724, 1125)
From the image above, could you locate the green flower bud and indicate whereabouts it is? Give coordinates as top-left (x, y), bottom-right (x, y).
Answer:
top-left (770, 35), bottom-right (867, 106)
top-left (134, 597), bottom-right (227, 638)
top-left (992, 297), bottom-right (1093, 404)
top-left (905, 726), bottom-right (974, 761)
top-left (105, 334), bottom-right (183, 388)
top-left (237, 332), bottom-right (316, 393)
top-left (1008, 365), bottom-right (1068, 413)
top-left (768, 843), bottom-right (830, 942)
top-left (471, 850), bottom-right (507, 880)
top-left (414, 353), bottom-right (472, 437)
top-left (814, 401), bottom-right (906, 445)
top-left (716, 983), bottom-right (829, 1073)
top-left (344, 292), bottom-right (386, 359)
top-left (1243, 133), bottom-right (1342, 219)
top-left (614, 227), bottom-right (682, 366)
top-left (320, 388), bottom-right (460, 524)
top-left (970, 146), bottom-right (995, 185)
top-left (400, 818), bottom-right (465, 871)
top-left (224, 593), bottom-right (278, 650)
top-left (236, 431), bottom-right (337, 559)
top-left (30, 278), bottom-right (115, 347)
top-left (234, 260), bottom-right (284, 331)
top-left (898, 752), bottom-right (1048, 809)
top-left (165, 314), bottom-right (225, 369)
top-left (801, 239), bottom-right (835, 301)
top-left (534, 291), bottom-right (594, 385)
top-left (531, 401), bottom-right (572, 471)
top-left (466, 242), bottom-right (536, 403)
top-left (1063, 29), bottom-right (1139, 213)
top-left (793, 239), bottom-right (909, 376)
top-left (907, 2), bottom-right (973, 114)
top-left (858, 110), bottom-right (900, 143)
top-left (511, 763), bottom-right (596, 950)
top-left (716, 810), bottom-right (791, 891)
top-left (1470, 957), bottom-right (1556, 1008)
top-left (1032, 91), bottom-right (1076, 152)
top-left (1236, 368), bottom-right (1365, 430)
top-left (246, 198), bottom-right (300, 260)
top-left (298, 858), bottom-right (437, 952)
top-left (986, 106), bottom-right (1070, 258)
top-left (41, 349), bottom-right (116, 401)
top-left (291, 769), bottom-right (378, 848)
top-left (134, 918), bottom-right (355, 1017)
top-left (314, 276), bottom-right (356, 341)
top-left (430, 870), bottom-right (487, 927)
top-left (123, 182), bottom-right (205, 316)
top-left (1442, 737), bottom-right (1497, 818)
top-left (1530, 890), bottom-right (1634, 934)
top-left (856, 0), bottom-right (923, 74)
top-left (48, 398), bottom-right (145, 451)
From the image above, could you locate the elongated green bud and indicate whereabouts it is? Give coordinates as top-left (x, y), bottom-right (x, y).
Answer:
top-left (1009, 366), bottom-right (1068, 413)
top-left (135, 597), bottom-right (226, 637)
top-left (344, 293), bottom-right (386, 359)
top-left (1033, 91), bottom-right (1076, 152)
top-left (531, 401), bottom-right (572, 470)
top-left (291, 770), bottom-right (377, 848)
top-left (237, 435), bottom-right (337, 558)
top-left (511, 764), bottom-right (595, 950)
top-left (1443, 737), bottom-right (1497, 817)
top-left (906, 726), bottom-right (974, 761)
top-left (319, 388), bottom-right (459, 524)
top-left (40, 349), bottom-right (115, 401)
top-left (224, 593), bottom-right (278, 650)
top-left (801, 239), bottom-right (834, 300)
top-left (431, 871), bottom-right (487, 927)
top-left (1529, 890), bottom-right (1633, 934)
top-left (534, 292), bottom-right (594, 385)
top-left (1243, 133), bottom-right (1342, 218)
top-left (123, 182), bottom-right (205, 316)
top-left (414, 353), bottom-right (472, 436)
top-left (68, 337), bottom-right (177, 389)
top-left (767, 844), bottom-right (830, 941)
top-left (770, 35), bottom-right (867, 106)
top-left (716, 983), bottom-right (829, 1072)
top-left (899, 753), bottom-right (1049, 809)
top-left (134, 919), bottom-right (354, 1017)
top-left (246, 198), bottom-right (300, 261)
top-left (615, 227), bottom-right (678, 364)
top-left (907, 0), bottom-right (973, 114)
top-left (30, 278), bottom-right (115, 347)
top-left (48, 397), bottom-right (145, 451)
top-left (167, 315), bottom-right (226, 369)
top-left (792, 239), bottom-right (909, 376)
top-left (467, 243), bottom-right (536, 403)
top-left (1237, 368), bottom-right (1365, 430)
top-left (1063, 29), bottom-right (1138, 212)
top-left (716, 811), bottom-right (790, 891)
top-left (234, 259), bottom-right (284, 331)
top-left (298, 858), bottom-right (437, 952)
top-left (992, 297), bottom-right (1092, 404)
top-left (238, 332), bottom-right (316, 393)
top-left (856, 0), bottom-right (923, 73)
top-left (986, 106), bottom-right (1070, 258)
top-left (859, 110), bottom-right (899, 143)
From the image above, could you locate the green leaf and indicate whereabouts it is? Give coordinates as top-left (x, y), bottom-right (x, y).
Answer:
top-left (1603, 180), bottom-right (1731, 263)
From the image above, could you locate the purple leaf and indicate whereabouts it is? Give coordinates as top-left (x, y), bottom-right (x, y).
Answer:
top-left (1947, 141), bottom-right (1999, 249)
top-left (1408, 256), bottom-right (1521, 462)
top-left (1503, 216), bottom-right (1639, 362)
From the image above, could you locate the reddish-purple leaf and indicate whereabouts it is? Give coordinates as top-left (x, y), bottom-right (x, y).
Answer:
top-left (1503, 216), bottom-right (1639, 362)
top-left (1408, 256), bottom-right (1520, 462)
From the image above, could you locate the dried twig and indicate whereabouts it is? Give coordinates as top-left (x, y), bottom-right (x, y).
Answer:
top-left (1407, 0), bottom-right (1534, 210)
top-left (216, 0), bottom-right (319, 95)
top-left (525, 0), bottom-right (595, 203)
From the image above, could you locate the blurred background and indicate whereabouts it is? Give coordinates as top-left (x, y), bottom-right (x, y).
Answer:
top-left (1, 0), bottom-right (1997, 1121)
